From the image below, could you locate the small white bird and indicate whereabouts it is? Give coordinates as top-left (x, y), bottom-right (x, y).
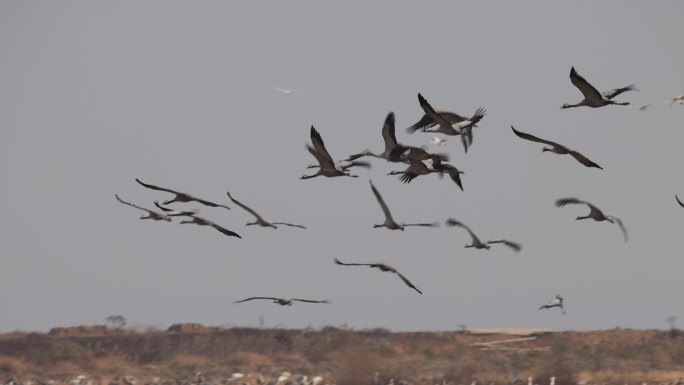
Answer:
top-left (667, 95), bottom-right (684, 106)
top-left (429, 137), bottom-right (447, 146)
top-left (539, 294), bottom-right (566, 314)
top-left (274, 86), bottom-right (299, 95)
top-left (633, 104), bottom-right (651, 111)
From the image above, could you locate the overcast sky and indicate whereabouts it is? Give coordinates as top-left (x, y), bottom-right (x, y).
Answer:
top-left (2, 1), bottom-right (684, 333)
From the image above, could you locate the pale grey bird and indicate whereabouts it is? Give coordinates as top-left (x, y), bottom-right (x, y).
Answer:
top-left (677, 195), bottom-right (684, 208)
top-left (369, 180), bottom-right (438, 230)
top-left (135, 178), bottom-right (231, 210)
top-left (301, 126), bottom-right (369, 179)
top-left (226, 192), bottom-right (305, 229)
top-left (333, 258), bottom-right (422, 294)
top-left (561, 67), bottom-right (636, 109)
top-left (407, 93), bottom-right (485, 153)
top-left (668, 95), bottom-right (684, 107)
top-left (115, 194), bottom-right (195, 221)
top-left (555, 198), bottom-right (628, 242)
top-left (445, 218), bottom-right (522, 252)
top-left (347, 112), bottom-right (403, 162)
top-left (511, 126), bottom-right (603, 169)
top-left (179, 215), bottom-right (242, 239)
top-left (539, 294), bottom-right (566, 314)
top-left (234, 297), bottom-right (330, 306)
top-left (388, 145), bottom-right (464, 190)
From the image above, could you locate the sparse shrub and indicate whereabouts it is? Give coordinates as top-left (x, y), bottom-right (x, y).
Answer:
top-left (35, 339), bottom-right (92, 365)
top-left (537, 358), bottom-right (577, 385)
top-left (333, 349), bottom-right (380, 385)
top-left (0, 355), bottom-right (25, 373)
top-left (105, 315), bottom-right (127, 329)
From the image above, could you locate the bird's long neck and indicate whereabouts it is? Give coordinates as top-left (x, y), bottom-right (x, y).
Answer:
top-left (576, 215), bottom-right (590, 220)
top-left (561, 102), bottom-right (582, 109)
top-left (300, 174), bottom-right (318, 180)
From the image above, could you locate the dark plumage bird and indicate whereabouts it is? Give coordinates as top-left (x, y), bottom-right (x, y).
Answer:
top-left (539, 294), bottom-right (566, 314)
top-left (445, 218), bottom-right (521, 252)
top-left (179, 215), bottom-right (242, 239)
top-left (676, 195), bottom-right (684, 208)
top-left (115, 194), bottom-right (196, 221)
top-left (226, 192), bottom-right (305, 229)
top-left (135, 178), bottom-right (231, 210)
top-left (369, 180), bottom-right (438, 230)
top-left (301, 126), bottom-right (369, 179)
top-left (333, 258), bottom-right (422, 294)
top-left (406, 93), bottom-right (486, 153)
top-left (511, 126), bottom-right (603, 169)
top-left (234, 297), bottom-right (330, 306)
top-left (562, 67), bottom-right (636, 109)
top-left (555, 198), bottom-right (628, 242)
top-left (388, 145), bottom-right (464, 190)
top-left (348, 112), bottom-right (402, 162)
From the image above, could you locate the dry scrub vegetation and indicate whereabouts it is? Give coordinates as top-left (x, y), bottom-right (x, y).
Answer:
top-left (0, 325), bottom-right (683, 383)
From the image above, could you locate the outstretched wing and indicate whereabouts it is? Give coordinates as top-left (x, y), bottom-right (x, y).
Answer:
top-left (306, 144), bottom-right (335, 170)
top-left (135, 178), bottom-right (179, 194)
top-left (488, 239), bottom-right (522, 252)
top-left (310, 126), bottom-right (335, 166)
top-left (609, 216), bottom-right (628, 242)
top-left (209, 222), bottom-right (242, 238)
top-left (190, 197), bottom-right (231, 210)
top-left (676, 195), bottom-right (684, 208)
top-left (569, 67), bottom-right (602, 101)
top-left (568, 150), bottom-right (603, 169)
top-left (603, 84), bottom-right (637, 100)
top-left (445, 218), bottom-right (481, 244)
top-left (234, 297), bottom-right (279, 304)
top-left (271, 222), bottom-right (306, 229)
top-left (333, 258), bottom-right (373, 267)
top-left (370, 180), bottom-right (395, 223)
top-left (511, 126), bottom-right (562, 148)
top-left (436, 163), bottom-right (464, 191)
top-left (393, 271), bottom-right (423, 294)
top-left (403, 222), bottom-right (439, 227)
top-left (381, 112), bottom-right (398, 152)
top-left (115, 194), bottom-right (154, 215)
top-left (226, 192), bottom-right (263, 220)
top-left (418, 93), bottom-right (457, 131)
top-left (154, 201), bottom-right (197, 217)
top-left (554, 197), bottom-right (589, 208)
top-left (291, 298), bottom-right (331, 304)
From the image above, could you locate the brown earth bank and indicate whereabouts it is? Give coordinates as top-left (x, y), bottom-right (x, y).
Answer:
top-left (1, 324), bottom-right (684, 385)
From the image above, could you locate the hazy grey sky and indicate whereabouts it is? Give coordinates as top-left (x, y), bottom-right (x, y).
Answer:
top-left (2, 1), bottom-right (684, 333)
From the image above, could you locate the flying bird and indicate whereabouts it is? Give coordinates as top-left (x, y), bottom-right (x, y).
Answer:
top-left (226, 192), bottom-right (305, 229)
top-left (539, 294), bottom-right (566, 314)
top-left (179, 215), bottom-right (242, 239)
top-left (676, 195), bottom-right (684, 208)
top-left (115, 194), bottom-right (195, 221)
top-left (562, 67), bottom-right (636, 109)
top-left (445, 218), bottom-right (522, 252)
top-left (407, 93), bottom-right (486, 153)
top-left (135, 178), bottom-right (231, 210)
top-left (510, 126), bottom-right (603, 169)
top-left (388, 145), bottom-right (464, 190)
top-left (429, 137), bottom-right (447, 146)
top-left (301, 126), bottom-right (368, 179)
top-left (668, 95), bottom-right (684, 107)
top-left (347, 112), bottom-right (403, 162)
top-left (274, 87), bottom-right (299, 95)
top-left (369, 180), bottom-right (438, 230)
top-left (555, 198), bottom-right (628, 242)
top-left (633, 104), bottom-right (651, 111)
top-left (234, 297), bottom-right (330, 306)
top-left (333, 258), bottom-right (422, 294)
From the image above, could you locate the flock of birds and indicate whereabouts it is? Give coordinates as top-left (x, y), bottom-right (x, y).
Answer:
top-left (116, 67), bottom-right (684, 317)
